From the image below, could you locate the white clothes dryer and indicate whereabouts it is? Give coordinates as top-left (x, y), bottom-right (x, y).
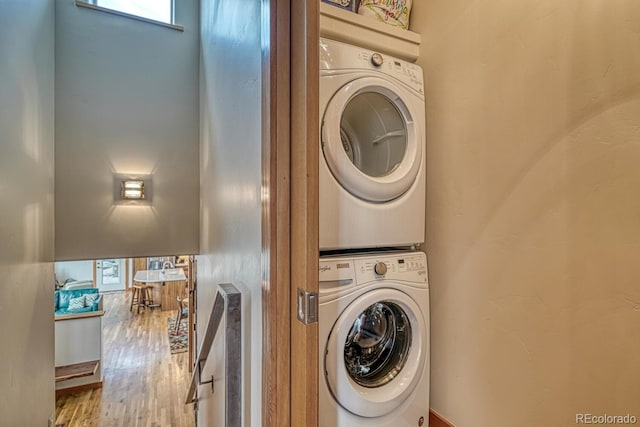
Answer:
top-left (319, 252), bottom-right (430, 427)
top-left (319, 38), bottom-right (426, 250)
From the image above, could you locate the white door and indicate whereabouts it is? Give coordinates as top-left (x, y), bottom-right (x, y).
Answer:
top-left (324, 288), bottom-right (427, 418)
top-left (96, 258), bottom-right (126, 292)
top-left (321, 77), bottom-right (422, 202)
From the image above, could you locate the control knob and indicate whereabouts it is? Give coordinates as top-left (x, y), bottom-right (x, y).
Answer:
top-left (374, 262), bottom-right (387, 276)
top-left (371, 52), bottom-right (384, 67)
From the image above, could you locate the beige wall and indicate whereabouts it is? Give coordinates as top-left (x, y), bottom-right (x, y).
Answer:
top-left (198, 0), bottom-right (264, 425)
top-left (0, 0), bottom-right (56, 424)
top-left (55, 0), bottom-right (200, 260)
top-left (411, 1), bottom-right (640, 426)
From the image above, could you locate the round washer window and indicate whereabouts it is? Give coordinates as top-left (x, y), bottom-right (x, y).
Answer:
top-left (344, 301), bottom-right (411, 388)
top-left (340, 92), bottom-right (408, 178)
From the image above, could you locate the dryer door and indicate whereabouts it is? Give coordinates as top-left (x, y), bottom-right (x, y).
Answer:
top-left (322, 77), bottom-right (422, 202)
top-left (325, 288), bottom-right (427, 418)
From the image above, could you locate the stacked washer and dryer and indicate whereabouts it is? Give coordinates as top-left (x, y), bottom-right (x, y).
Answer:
top-left (319, 38), bottom-right (430, 427)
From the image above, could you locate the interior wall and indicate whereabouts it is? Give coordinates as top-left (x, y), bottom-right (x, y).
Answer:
top-left (198, 0), bottom-right (264, 425)
top-left (0, 0), bottom-right (56, 424)
top-left (411, 1), bottom-right (640, 426)
top-left (55, 260), bottom-right (94, 283)
top-left (55, 0), bottom-right (200, 260)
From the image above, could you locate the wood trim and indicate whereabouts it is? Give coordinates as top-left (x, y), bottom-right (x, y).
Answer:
top-left (54, 310), bottom-right (106, 321)
top-left (290, 0), bottom-right (319, 426)
top-left (133, 257), bottom-right (147, 289)
top-left (430, 410), bottom-right (456, 427)
top-left (261, 0), bottom-right (291, 425)
top-left (125, 258), bottom-right (130, 290)
top-left (93, 260), bottom-right (97, 287)
top-left (55, 381), bottom-right (103, 397)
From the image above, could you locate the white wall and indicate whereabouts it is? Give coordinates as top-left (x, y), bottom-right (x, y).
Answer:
top-left (411, 1), bottom-right (640, 426)
top-left (0, 0), bottom-right (56, 424)
top-left (198, 0), bottom-right (264, 425)
top-left (55, 260), bottom-right (94, 283)
top-left (55, 0), bottom-right (200, 260)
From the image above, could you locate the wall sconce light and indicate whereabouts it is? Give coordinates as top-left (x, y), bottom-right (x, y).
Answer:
top-left (121, 180), bottom-right (145, 199)
top-left (114, 174), bottom-right (152, 204)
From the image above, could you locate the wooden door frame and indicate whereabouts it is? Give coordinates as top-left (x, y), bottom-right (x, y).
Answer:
top-left (261, 0), bottom-right (319, 426)
top-left (261, 0), bottom-right (290, 423)
top-left (125, 258), bottom-right (130, 290)
top-left (290, 0), bottom-right (319, 426)
top-left (93, 260), bottom-right (97, 287)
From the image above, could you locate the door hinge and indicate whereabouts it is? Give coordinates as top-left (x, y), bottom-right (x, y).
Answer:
top-left (297, 288), bottom-right (318, 324)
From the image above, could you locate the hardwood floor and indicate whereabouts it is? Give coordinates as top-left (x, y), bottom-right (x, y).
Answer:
top-left (55, 291), bottom-right (195, 427)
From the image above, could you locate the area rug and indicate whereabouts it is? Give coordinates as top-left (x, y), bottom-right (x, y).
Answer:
top-left (167, 317), bottom-right (188, 354)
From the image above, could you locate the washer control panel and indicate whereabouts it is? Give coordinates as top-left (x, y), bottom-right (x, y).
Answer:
top-left (319, 252), bottom-right (428, 289)
top-left (355, 253), bottom-right (427, 284)
top-left (370, 52), bottom-right (384, 67)
top-left (374, 261), bottom-right (388, 276)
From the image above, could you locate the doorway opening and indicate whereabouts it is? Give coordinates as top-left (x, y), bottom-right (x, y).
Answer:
top-left (53, 255), bottom-right (197, 426)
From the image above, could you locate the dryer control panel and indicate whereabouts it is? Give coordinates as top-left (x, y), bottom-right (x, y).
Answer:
top-left (320, 38), bottom-right (424, 96)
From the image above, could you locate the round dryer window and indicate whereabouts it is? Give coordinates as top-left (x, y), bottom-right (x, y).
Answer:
top-left (340, 93), bottom-right (407, 178)
top-left (324, 288), bottom-right (427, 418)
top-left (322, 77), bottom-right (422, 203)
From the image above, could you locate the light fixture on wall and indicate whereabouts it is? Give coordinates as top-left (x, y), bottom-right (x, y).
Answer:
top-left (121, 180), bottom-right (145, 199)
top-left (114, 174), bottom-right (152, 204)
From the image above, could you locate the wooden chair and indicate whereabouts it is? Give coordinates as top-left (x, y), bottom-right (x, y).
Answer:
top-left (174, 295), bottom-right (189, 332)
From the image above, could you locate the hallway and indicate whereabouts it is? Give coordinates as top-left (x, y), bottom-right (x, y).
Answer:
top-left (55, 292), bottom-right (194, 427)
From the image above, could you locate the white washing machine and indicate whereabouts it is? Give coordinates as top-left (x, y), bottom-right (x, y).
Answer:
top-left (320, 38), bottom-right (426, 251)
top-left (319, 252), bottom-right (430, 427)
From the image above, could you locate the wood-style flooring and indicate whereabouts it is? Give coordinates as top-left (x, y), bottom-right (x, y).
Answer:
top-left (55, 291), bottom-right (195, 427)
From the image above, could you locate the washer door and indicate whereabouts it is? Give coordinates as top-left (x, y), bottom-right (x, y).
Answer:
top-left (322, 77), bottom-right (422, 202)
top-left (325, 288), bottom-right (427, 418)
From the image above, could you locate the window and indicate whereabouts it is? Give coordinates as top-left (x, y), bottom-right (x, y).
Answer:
top-left (80, 0), bottom-right (175, 26)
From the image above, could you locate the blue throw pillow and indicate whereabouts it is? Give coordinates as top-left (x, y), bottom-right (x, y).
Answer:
top-left (59, 291), bottom-right (72, 308)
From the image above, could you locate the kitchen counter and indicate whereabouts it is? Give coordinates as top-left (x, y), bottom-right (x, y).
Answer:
top-left (133, 268), bottom-right (187, 283)
top-left (133, 269), bottom-right (187, 311)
